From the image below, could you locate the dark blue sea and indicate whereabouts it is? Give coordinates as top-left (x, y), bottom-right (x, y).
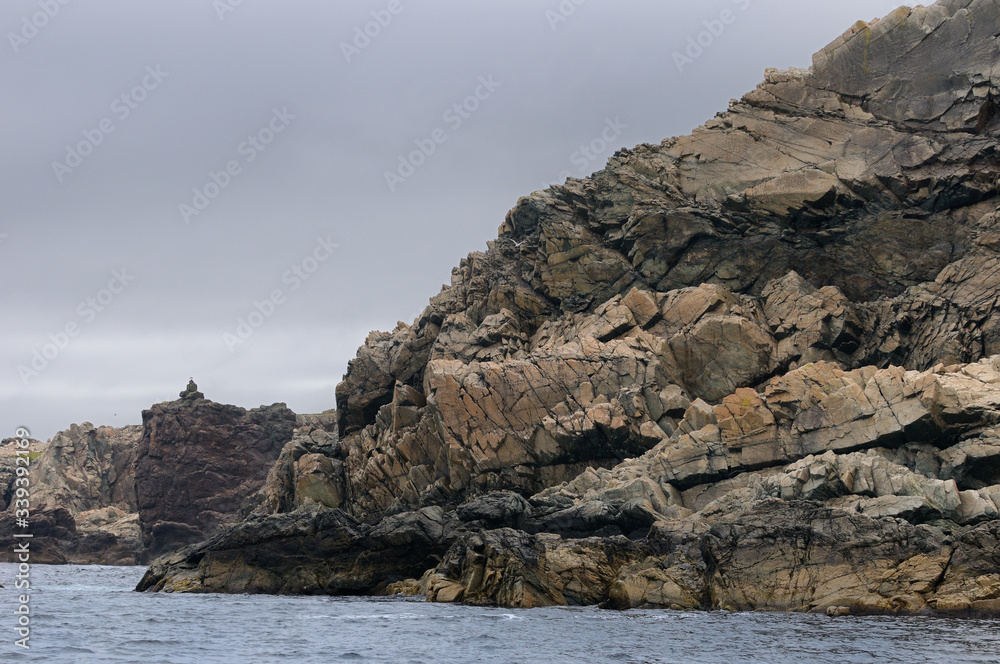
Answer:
top-left (1, 564), bottom-right (998, 663)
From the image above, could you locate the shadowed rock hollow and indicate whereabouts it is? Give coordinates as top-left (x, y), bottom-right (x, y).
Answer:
top-left (139, 0), bottom-right (1000, 616)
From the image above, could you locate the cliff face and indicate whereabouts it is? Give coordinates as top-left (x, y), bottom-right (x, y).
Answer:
top-left (332, 1), bottom-right (1000, 521)
top-left (0, 424), bottom-right (144, 564)
top-left (139, 0), bottom-right (1000, 616)
top-left (31, 423), bottom-right (140, 514)
top-left (135, 392), bottom-right (297, 555)
top-left (254, 411), bottom-right (344, 515)
top-left (0, 436), bottom-right (45, 510)
top-left (0, 387), bottom-right (300, 564)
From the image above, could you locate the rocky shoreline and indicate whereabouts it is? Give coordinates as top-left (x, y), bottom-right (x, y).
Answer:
top-left (135, 356), bottom-right (1000, 616)
top-left (0, 384), bottom-right (303, 566)
top-left (9, 0), bottom-right (1000, 617)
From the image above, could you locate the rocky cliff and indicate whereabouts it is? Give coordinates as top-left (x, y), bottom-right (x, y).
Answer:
top-left (135, 384), bottom-right (297, 555)
top-left (0, 423), bottom-right (143, 564)
top-left (0, 384), bottom-right (301, 564)
top-left (331, 1), bottom-right (1000, 520)
top-left (30, 423), bottom-right (140, 514)
top-left (0, 435), bottom-right (45, 511)
top-left (138, 0), bottom-right (1000, 615)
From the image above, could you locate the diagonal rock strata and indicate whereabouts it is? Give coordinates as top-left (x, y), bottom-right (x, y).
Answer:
top-left (138, 0), bottom-right (1000, 616)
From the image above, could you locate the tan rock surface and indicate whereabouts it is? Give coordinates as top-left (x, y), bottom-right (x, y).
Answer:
top-left (0, 423), bottom-right (145, 564)
top-left (139, 0), bottom-right (1000, 615)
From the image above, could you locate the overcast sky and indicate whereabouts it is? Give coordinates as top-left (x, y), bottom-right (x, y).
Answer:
top-left (1, 0), bottom-right (911, 441)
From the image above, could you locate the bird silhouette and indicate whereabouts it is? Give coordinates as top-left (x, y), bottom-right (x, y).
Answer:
top-left (507, 238), bottom-right (526, 248)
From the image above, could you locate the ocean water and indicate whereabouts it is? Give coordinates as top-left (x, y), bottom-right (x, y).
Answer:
top-left (1, 564), bottom-right (998, 663)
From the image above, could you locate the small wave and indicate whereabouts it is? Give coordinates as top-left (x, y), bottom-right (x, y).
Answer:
top-left (282, 611), bottom-right (455, 623)
top-left (58, 645), bottom-right (98, 654)
top-left (7, 564), bottom-right (1000, 664)
top-left (340, 613), bottom-right (439, 621)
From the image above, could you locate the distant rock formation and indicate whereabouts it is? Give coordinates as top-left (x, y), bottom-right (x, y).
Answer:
top-left (0, 384), bottom-right (301, 564)
top-left (0, 424), bottom-right (143, 564)
top-left (0, 435), bottom-right (45, 510)
top-left (137, 0), bottom-right (1000, 615)
top-left (32, 422), bottom-right (140, 514)
top-left (134, 392), bottom-right (296, 555)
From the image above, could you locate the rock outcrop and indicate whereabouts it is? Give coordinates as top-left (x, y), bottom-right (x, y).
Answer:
top-left (0, 435), bottom-right (45, 511)
top-left (332, 0), bottom-right (1000, 523)
top-left (135, 391), bottom-right (296, 555)
top-left (30, 423), bottom-right (141, 514)
top-left (138, 0), bottom-right (1000, 616)
top-left (254, 411), bottom-right (344, 515)
top-left (0, 384), bottom-right (304, 564)
top-left (0, 424), bottom-right (144, 564)
top-left (136, 506), bottom-right (457, 594)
